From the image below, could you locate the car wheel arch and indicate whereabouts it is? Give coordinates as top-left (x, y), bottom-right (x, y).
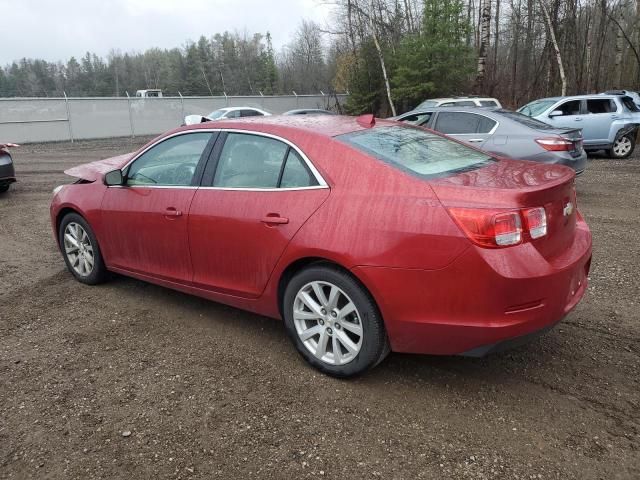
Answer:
top-left (276, 257), bottom-right (381, 323)
top-left (56, 207), bottom-right (83, 242)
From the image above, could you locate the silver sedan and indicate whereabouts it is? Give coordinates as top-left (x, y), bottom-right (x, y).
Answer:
top-left (392, 107), bottom-right (587, 174)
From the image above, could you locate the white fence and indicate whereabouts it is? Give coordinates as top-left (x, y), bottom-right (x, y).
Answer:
top-left (0, 94), bottom-right (349, 144)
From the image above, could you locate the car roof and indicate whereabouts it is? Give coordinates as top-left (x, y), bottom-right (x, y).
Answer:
top-left (530, 94), bottom-right (621, 103)
top-left (182, 114), bottom-right (388, 138)
top-left (218, 106), bottom-right (264, 112)
top-left (398, 106), bottom-right (500, 117)
top-left (427, 97), bottom-right (498, 101)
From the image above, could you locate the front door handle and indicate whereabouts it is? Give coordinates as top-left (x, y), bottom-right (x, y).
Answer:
top-left (261, 214), bottom-right (289, 225)
top-left (164, 207), bottom-right (182, 218)
top-left (574, 117), bottom-right (583, 121)
top-left (467, 138), bottom-right (484, 143)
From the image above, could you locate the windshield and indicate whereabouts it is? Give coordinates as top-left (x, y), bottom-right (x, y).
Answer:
top-left (338, 126), bottom-right (494, 178)
top-left (207, 110), bottom-right (227, 120)
top-left (518, 99), bottom-right (557, 117)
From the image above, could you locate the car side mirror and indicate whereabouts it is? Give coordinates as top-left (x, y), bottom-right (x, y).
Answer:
top-left (184, 114), bottom-right (208, 125)
top-left (548, 110), bottom-right (563, 118)
top-left (104, 169), bottom-right (124, 186)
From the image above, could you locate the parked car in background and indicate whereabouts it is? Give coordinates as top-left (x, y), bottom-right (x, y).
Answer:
top-left (518, 94), bottom-right (640, 159)
top-left (0, 143), bottom-right (18, 193)
top-left (184, 106), bottom-right (271, 125)
top-left (393, 107), bottom-right (587, 174)
top-left (51, 115), bottom-right (591, 377)
top-left (415, 96), bottom-right (502, 109)
top-left (601, 90), bottom-right (640, 109)
top-left (283, 109), bottom-right (336, 115)
top-left (135, 89), bottom-right (163, 98)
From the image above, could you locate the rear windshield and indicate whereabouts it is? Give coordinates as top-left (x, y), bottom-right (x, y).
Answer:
top-left (338, 126), bottom-right (494, 178)
top-left (518, 99), bottom-right (556, 117)
top-left (496, 110), bottom-right (559, 130)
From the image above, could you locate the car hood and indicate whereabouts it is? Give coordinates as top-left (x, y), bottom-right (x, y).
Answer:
top-left (64, 153), bottom-right (133, 182)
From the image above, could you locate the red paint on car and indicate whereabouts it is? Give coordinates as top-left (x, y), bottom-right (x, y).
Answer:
top-left (51, 115), bottom-right (592, 359)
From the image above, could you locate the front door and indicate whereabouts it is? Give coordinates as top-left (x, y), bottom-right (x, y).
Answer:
top-left (100, 131), bottom-right (215, 283)
top-left (189, 132), bottom-right (330, 297)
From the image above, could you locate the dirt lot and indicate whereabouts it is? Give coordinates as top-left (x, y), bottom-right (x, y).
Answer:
top-left (0, 138), bottom-right (638, 479)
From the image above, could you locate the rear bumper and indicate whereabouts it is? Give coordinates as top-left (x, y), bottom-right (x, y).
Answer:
top-left (352, 219), bottom-right (592, 356)
top-left (529, 150), bottom-right (587, 174)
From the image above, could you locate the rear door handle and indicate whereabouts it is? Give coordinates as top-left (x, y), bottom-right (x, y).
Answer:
top-left (574, 118), bottom-right (583, 121)
top-left (261, 214), bottom-right (289, 225)
top-left (467, 138), bottom-right (484, 143)
top-left (164, 207), bottom-right (182, 218)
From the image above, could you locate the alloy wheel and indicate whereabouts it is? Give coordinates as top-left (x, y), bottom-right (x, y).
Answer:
top-left (63, 222), bottom-right (95, 277)
top-left (613, 136), bottom-right (632, 157)
top-left (293, 281), bottom-right (364, 365)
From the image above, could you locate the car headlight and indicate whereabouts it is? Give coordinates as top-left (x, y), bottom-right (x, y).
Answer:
top-left (53, 185), bottom-right (65, 195)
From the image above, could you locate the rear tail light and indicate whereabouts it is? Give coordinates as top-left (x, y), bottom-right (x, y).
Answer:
top-left (448, 206), bottom-right (547, 248)
top-left (523, 207), bottom-right (547, 239)
top-left (535, 137), bottom-right (574, 151)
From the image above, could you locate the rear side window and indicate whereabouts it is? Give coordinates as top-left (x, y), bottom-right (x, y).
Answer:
top-left (434, 112), bottom-right (496, 134)
top-left (338, 126), bottom-right (493, 178)
top-left (280, 150), bottom-right (318, 188)
top-left (454, 101), bottom-right (476, 107)
top-left (556, 100), bottom-right (581, 116)
top-left (586, 99), bottom-right (616, 114)
top-left (621, 96), bottom-right (640, 112)
top-left (479, 100), bottom-right (498, 107)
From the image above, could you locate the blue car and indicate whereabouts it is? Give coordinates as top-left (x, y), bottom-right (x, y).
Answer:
top-left (519, 94), bottom-right (640, 159)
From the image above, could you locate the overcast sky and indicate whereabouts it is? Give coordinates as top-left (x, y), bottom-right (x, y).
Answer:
top-left (0, 0), bottom-right (332, 65)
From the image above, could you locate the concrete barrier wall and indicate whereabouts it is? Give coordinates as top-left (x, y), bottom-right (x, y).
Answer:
top-left (0, 94), bottom-right (349, 144)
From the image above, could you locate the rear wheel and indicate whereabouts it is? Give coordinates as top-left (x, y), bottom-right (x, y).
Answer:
top-left (0, 184), bottom-right (9, 193)
top-left (58, 213), bottom-right (108, 285)
top-left (283, 265), bottom-right (389, 377)
top-left (607, 134), bottom-right (635, 159)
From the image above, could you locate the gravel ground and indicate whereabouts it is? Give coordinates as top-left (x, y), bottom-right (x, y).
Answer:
top-left (0, 138), bottom-right (638, 479)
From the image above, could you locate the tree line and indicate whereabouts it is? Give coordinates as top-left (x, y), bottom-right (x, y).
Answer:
top-left (1, 0), bottom-right (639, 115)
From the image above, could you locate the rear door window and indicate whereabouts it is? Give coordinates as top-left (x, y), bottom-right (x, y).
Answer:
top-left (479, 100), bottom-right (498, 107)
top-left (338, 126), bottom-right (493, 178)
top-left (586, 99), bottom-right (616, 114)
top-left (454, 101), bottom-right (476, 107)
top-left (434, 112), bottom-right (496, 134)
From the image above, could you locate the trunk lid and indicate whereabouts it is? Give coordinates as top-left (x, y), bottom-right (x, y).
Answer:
top-left (431, 159), bottom-right (577, 259)
top-left (64, 153), bottom-right (132, 182)
top-left (555, 128), bottom-right (584, 158)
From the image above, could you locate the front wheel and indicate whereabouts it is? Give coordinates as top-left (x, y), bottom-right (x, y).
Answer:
top-left (283, 265), bottom-right (389, 377)
top-left (0, 184), bottom-right (10, 193)
top-left (607, 134), bottom-right (635, 159)
top-left (58, 213), bottom-right (108, 285)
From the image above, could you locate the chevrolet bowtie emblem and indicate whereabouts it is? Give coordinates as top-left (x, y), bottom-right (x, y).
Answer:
top-left (563, 202), bottom-right (574, 217)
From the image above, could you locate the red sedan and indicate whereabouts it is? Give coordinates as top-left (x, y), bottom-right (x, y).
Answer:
top-left (50, 115), bottom-right (592, 377)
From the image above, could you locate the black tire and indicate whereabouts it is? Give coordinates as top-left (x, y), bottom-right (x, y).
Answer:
top-left (0, 184), bottom-right (9, 193)
top-left (607, 133), bottom-right (635, 159)
top-left (283, 264), bottom-right (389, 377)
top-left (58, 212), bottom-right (108, 285)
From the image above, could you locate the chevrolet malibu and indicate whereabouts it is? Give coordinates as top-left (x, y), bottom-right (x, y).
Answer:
top-left (50, 115), bottom-right (592, 377)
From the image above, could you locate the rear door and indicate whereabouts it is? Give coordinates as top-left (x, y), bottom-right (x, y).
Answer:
top-left (188, 132), bottom-right (330, 297)
top-left (432, 111), bottom-right (497, 147)
top-left (582, 98), bottom-right (618, 143)
top-left (100, 131), bottom-right (215, 283)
